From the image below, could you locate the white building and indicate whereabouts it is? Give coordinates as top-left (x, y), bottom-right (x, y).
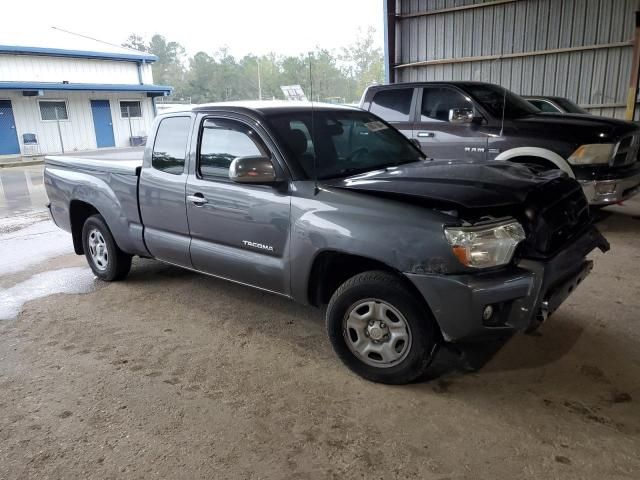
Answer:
top-left (0, 30), bottom-right (171, 157)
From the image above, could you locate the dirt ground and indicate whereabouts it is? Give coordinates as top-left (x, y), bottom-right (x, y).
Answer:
top-left (1, 203), bottom-right (639, 479)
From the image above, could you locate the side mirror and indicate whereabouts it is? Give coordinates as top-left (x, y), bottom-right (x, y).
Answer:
top-left (448, 108), bottom-right (474, 124)
top-left (229, 155), bottom-right (279, 184)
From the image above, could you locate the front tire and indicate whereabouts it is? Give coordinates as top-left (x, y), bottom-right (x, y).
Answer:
top-left (326, 270), bottom-right (438, 384)
top-left (81, 214), bottom-right (132, 281)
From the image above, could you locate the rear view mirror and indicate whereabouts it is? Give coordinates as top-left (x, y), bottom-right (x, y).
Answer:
top-left (229, 156), bottom-right (279, 184)
top-left (449, 108), bottom-right (474, 124)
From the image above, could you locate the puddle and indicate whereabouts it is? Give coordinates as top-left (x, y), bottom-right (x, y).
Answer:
top-left (0, 219), bottom-right (73, 276)
top-left (0, 267), bottom-right (98, 320)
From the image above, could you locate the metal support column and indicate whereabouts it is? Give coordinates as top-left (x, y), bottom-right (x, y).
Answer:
top-left (384, 0), bottom-right (396, 84)
top-left (626, 10), bottom-right (640, 121)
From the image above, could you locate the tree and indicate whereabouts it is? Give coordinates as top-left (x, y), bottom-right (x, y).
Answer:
top-left (122, 34), bottom-right (148, 53)
top-left (122, 34), bottom-right (187, 98)
top-left (148, 35), bottom-right (186, 96)
top-left (121, 29), bottom-right (384, 104)
top-left (341, 27), bottom-right (385, 100)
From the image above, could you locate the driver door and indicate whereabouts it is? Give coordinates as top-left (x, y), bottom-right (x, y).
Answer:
top-left (413, 86), bottom-right (487, 161)
top-left (185, 115), bottom-right (291, 294)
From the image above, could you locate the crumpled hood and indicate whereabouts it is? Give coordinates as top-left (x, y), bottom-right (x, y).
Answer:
top-left (324, 160), bottom-right (573, 210)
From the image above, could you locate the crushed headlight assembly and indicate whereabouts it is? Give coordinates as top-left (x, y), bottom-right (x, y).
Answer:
top-left (444, 220), bottom-right (526, 268)
top-left (567, 143), bottom-right (615, 165)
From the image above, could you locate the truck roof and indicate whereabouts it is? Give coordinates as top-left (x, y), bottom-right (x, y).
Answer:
top-left (364, 81), bottom-right (495, 90)
top-left (165, 100), bottom-right (362, 116)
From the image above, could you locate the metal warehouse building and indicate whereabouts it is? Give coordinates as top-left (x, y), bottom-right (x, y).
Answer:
top-left (384, 0), bottom-right (640, 120)
top-left (0, 29), bottom-right (171, 157)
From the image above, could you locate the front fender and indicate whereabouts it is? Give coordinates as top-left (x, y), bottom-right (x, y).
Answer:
top-left (288, 184), bottom-right (459, 304)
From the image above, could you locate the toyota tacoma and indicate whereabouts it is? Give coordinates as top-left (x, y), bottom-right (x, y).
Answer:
top-left (44, 102), bottom-right (609, 384)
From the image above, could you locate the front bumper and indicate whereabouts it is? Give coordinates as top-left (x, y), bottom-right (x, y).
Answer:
top-left (577, 169), bottom-right (640, 205)
top-left (405, 226), bottom-right (609, 342)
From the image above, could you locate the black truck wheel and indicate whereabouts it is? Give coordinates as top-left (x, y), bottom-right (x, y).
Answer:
top-left (81, 214), bottom-right (132, 281)
top-left (326, 270), bottom-right (438, 384)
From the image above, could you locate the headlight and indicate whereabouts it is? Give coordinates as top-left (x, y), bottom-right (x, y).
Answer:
top-left (444, 220), bottom-right (526, 268)
top-left (567, 144), bottom-right (615, 165)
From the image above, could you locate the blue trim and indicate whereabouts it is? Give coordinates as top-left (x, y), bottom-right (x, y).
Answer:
top-left (0, 45), bottom-right (158, 63)
top-left (0, 81), bottom-right (171, 95)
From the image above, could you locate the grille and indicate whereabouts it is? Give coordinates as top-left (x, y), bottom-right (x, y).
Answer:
top-left (613, 134), bottom-right (640, 167)
top-left (523, 180), bottom-right (591, 256)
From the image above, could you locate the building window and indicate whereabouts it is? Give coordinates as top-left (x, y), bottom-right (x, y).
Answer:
top-left (39, 101), bottom-right (69, 121)
top-left (120, 101), bottom-right (142, 118)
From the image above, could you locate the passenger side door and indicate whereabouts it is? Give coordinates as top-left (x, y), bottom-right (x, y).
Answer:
top-left (185, 115), bottom-right (291, 294)
top-left (139, 115), bottom-right (193, 267)
top-left (414, 86), bottom-right (488, 161)
top-left (368, 87), bottom-right (416, 140)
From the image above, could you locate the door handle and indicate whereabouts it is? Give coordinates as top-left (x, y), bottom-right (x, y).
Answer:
top-left (187, 194), bottom-right (208, 206)
top-left (417, 131), bottom-right (435, 138)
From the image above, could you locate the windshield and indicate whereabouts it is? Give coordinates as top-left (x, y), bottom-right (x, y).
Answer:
top-left (265, 110), bottom-right (425, 180)
top-left (464, 84), bottom-right (540, 119)
top-left (554, 97), bottom-right (589, 114)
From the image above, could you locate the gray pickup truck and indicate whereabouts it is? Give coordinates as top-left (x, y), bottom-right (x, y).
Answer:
top-left (44, 102), bottom-right (609, 384)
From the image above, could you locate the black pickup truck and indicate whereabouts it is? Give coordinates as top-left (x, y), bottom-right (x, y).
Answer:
top-left (361, 82), bottom-right (640, 206)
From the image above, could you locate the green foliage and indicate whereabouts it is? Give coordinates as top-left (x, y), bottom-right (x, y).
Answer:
top-left (122, 29), bottom-right (383, 104)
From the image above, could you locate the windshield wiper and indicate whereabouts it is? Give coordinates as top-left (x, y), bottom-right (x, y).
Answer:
top-left (322, 166), bottom-right (380, 180)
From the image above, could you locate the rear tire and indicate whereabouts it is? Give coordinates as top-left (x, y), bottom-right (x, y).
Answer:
top-left (326, 270), bottom-right (438, 384)
top-left (81, 214), bottom-right (132, 281)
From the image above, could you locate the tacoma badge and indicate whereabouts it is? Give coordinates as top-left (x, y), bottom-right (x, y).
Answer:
top-left (242, 240), bottom-right (274, 252)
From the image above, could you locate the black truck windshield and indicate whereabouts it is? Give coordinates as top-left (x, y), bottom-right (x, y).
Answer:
top-left (265, 109), bottom-right (425, 180)
top-left (553, 97), bottom-right (589, 114)
top-left (464, 84), bottom-right (540, 119)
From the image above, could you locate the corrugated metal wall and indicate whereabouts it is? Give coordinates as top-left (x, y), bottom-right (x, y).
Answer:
top-left (389, 0), bottom-right (639, 119)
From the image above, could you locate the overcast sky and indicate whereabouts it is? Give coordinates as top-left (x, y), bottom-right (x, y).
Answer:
top-left (3, 0), bottom-right (384, 58)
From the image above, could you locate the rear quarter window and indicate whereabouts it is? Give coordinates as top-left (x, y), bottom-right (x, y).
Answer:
top-left (369, 88), bottom-right (413, 122)
top-left (151, 116), bottom-right (191, 175)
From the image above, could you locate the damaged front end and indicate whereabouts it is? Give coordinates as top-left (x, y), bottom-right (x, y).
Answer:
top-left (330, 161), bottom-right (609, 341)
top-left (406, 174), bottom-right (609, 341)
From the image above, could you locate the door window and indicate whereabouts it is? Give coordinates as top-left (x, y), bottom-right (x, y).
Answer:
top-left (151, 116), bottom-right (191, 175)
top-left (369, 88), bottom-right (413, 122)
top-left (198, 118), bottom-right (267, 178)
top-left (420, 87), bottom-right (474, 122)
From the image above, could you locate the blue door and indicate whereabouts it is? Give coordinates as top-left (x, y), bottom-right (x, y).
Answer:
top-left (0, 100), bottom-right (20, 155)
top-left (90, 100), bottom-right (115, 148)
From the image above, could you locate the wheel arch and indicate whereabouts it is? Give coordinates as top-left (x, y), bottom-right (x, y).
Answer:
top-left (69, 200), bottom-right (101, 254)
top-left (306, 250), bottom-right (435, 321)
top-left (495, 147), bottom-right (575, 178)
top-left (69, 200), bottom-right (127, 255)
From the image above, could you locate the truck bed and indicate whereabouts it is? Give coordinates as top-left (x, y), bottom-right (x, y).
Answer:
top-left (45, 147), bottom-right (144, 176)
top-left (44, 148), bottom-right (147, 257)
